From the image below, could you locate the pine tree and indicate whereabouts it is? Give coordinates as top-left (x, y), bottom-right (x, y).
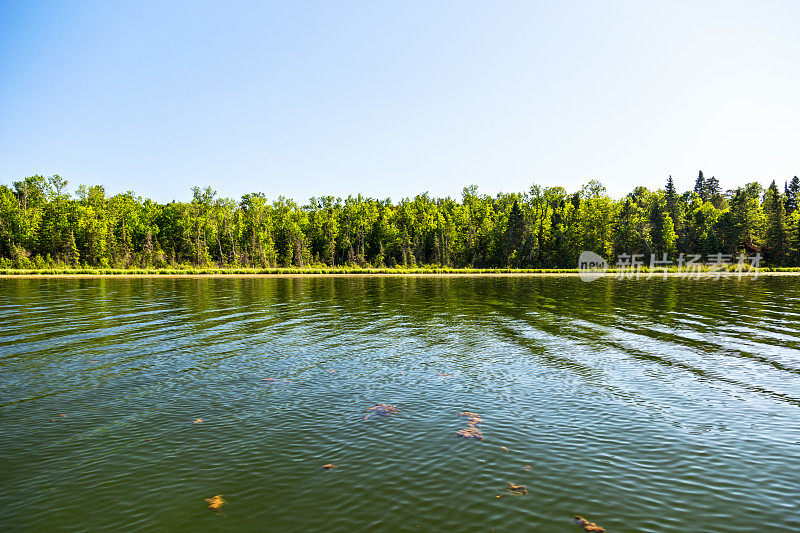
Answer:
top-left (705, 176), bottom-right (722, 207)
top-left (786, 176), bottom-right (800, 214)
top-left (705, 176), bottom-right (720, 197)
top-left (764, 180), bottom-right (788, 265)
top-left (694, 171), bottom-right (707, 201)
top-left (665, 175), bottom-right (678, 220)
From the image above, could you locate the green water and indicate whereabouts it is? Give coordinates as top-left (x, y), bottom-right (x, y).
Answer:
top-left (1, 276), bottom-right (799, 532)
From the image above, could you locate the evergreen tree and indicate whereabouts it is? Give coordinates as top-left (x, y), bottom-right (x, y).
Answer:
top-left (786, 176), bottom-right (799, 214)
top-left (694, 171), bottom-right (707, 201)
top-left (665, 175), bottom-right (678, 217)
top-left (705, 176), bottom-right (723, 208)
top-left (763, 181), bottom-right (788, 265)
top-left (705, 176), bottom-right (720, 197)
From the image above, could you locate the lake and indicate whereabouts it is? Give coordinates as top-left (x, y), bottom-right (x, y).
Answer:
top-left (1, 276), bottom-right (798, 532)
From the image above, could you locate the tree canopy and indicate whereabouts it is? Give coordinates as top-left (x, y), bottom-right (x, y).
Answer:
top-left (1, 173), bottom-right (799, 269)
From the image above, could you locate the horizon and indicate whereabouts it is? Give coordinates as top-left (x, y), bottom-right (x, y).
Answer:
top-left (1, 1), bottom-right (798, 203)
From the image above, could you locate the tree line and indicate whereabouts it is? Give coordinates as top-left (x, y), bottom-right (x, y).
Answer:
top-left (1, 171), bottom-right (799, 269)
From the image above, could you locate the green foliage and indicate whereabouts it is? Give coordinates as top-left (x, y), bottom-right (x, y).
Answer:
top-left (2, 172), bottom-right (800, 270)
top-left (648, 195), bottom-right (677, 256)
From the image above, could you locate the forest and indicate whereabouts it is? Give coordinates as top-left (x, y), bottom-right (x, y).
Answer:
top-left (0, 172), bottom-right (799, 270)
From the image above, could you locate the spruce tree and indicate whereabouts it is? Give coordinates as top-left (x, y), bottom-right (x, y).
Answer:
top-left (665, 175), bottom-right (678, 219)
top-left (706, 176), bottom-right (724, 208)
top-left (786, 176), bottom-right (800, 214)
top-left (705, 176), bottom-right (720, 196)
top-left (694, 171), bottom-right (707, 201)
top-left (764, 181), bottom-right (788, 265)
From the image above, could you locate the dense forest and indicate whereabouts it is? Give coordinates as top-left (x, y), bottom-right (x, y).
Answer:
top-left (1, 172), bottom-right (799, 269)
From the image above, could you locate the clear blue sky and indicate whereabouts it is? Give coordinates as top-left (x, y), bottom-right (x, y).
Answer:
top-left (1, 0), bottom-right (798, 203)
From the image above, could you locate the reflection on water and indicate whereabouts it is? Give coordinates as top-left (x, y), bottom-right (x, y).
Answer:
top-left (1, 276), bottom-right (799, 531)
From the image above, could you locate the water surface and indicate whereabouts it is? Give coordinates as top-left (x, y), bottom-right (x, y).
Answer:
top-left (1, 276), bottom-right (799, 531)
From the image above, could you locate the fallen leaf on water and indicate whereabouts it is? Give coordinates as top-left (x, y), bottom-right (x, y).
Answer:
top-left (435, 372), bottom-right (453, 377)
top-left (503, 483), bottom-right (528, 495)
top-left (456, 427), bottom-right (484, 440)
top-left (574, 515), bottom-right (605, 532)
top-left (205, 495), bottom-right (225, 511)
top-left (456, 411), bottom-right (485, 439)
top-left (524, 465), bottom-right (532, 471)
top-left (458, 412), bottom-right (483, 426)
top-left (59, 414), bottom-right (67, 418)
top-left (327, 370), bottom-right (336, 373)
top-left (322, 464), bottom-right (337, 470)
top-left (364, 403), bottom-right (398, 420)
top-left (89, 361), bottom-right (98, 363)
top-left (500, 446), bottom-right (509, 453)
top-left (193, 418), bottom-right (203, 424)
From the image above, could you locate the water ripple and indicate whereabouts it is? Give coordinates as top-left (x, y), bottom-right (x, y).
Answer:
top-left (1, 276), bottom-right (799, 532)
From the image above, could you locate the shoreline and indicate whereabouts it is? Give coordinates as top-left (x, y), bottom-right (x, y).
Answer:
top-left (1, 270), bottom-right (799, 279)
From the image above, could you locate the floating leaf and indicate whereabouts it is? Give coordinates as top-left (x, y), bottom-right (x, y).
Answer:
top-left (574, 516), bottom-right (605, 532)
top-left (204, 495), bottom-right (225, 511)
top-left (322, 464), bottom-right (337, 470)
top-left (364, 403), bottom-right (398, 420)
top-left (457, 412), bottom-right (483, 427)
top-left (503, 483), bottom-right (528, 495)
top-left (193, 418), bottom-right (203, 424)
top-left (456, 427), bottom-right (484, 439)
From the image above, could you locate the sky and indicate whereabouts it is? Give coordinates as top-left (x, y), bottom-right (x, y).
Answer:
top-left (0, 0), bottom-right (798, 203)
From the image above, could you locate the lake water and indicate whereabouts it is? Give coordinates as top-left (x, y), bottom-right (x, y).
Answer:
top-left (1, 276), bottom-right (799, 532)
